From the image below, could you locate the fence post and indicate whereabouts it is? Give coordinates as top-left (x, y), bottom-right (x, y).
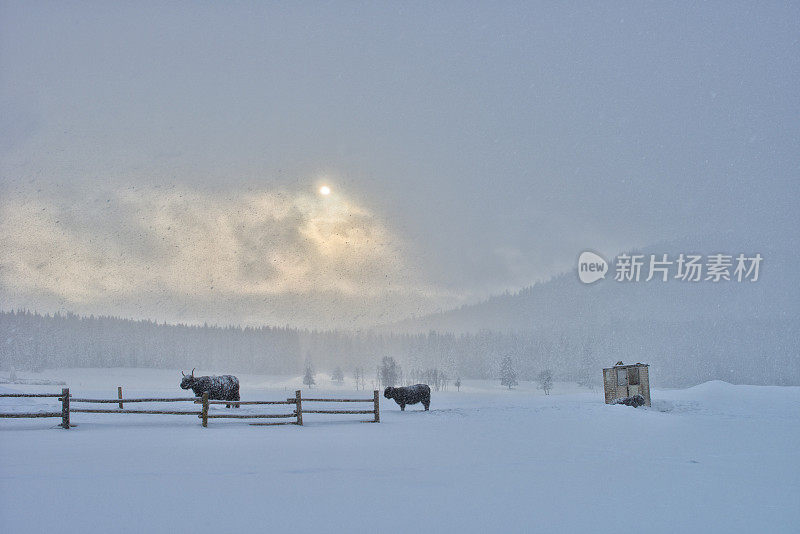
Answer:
top-left (117, 386), bottom-right (123, 409)
top-left (201, 392), bottom-right (208, 428)
top-left (295, 390), bottom-right (303, 426)
top-left (61, 387), bottom-right (70, 429)
top-left (373, 389), bottom-right (380, 422)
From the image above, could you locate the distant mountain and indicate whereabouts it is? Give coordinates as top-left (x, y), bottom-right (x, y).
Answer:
top-left (381, 237), bottom-right (798, 386)
top-left (388, 237), bottom-right (795, 335)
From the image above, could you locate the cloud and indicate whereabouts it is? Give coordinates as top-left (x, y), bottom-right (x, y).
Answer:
top-left (0, 185), bottom-right (452, 328)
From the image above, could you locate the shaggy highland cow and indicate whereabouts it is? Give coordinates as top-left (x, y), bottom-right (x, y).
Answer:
top-left (180, 369), bottom-right (240, 408)
top-left (384, 384), bottom-right (431, 411)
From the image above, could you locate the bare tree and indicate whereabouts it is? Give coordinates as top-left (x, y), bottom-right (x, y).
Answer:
top-left (331, 366), bottom-right (344, 384)
top-left (537, 369), bottom-right (553, 395)
top-left (379, 356), bottom-right (400, 387)
top-left (427, 368), bottom-right (447, 391)
top-left (353, 367), bottom-right (363, 390)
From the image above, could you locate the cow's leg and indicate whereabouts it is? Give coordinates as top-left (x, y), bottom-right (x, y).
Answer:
top-left (423, 400), bottom-right (430, 411)
top-left (400, 403), bottom-right (405, 411)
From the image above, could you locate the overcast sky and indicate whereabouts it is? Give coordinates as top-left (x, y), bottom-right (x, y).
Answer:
top-left (1, 1), bottom-right (798, 328)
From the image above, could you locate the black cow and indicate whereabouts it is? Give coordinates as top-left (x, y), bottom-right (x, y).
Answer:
top-left (612, 394), bottom-right (645, 408)
top-left (180, 369), bottom-right (240, 408)
top-left (384, 384), bottom-right (431, 411)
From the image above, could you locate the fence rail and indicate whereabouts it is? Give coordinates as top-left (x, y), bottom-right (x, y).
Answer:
top-left (303, 409), bottom-right (374, 415)
top-left (206, 413), bottom-right (296, 419)
top-left (0, 393), bottom-right (66, 398)
top-left (301, 398), bottom-right (375, 402)
top-left (70, 409), bottom-right (201, 415)
top-left (0, 412), bottom-right (62, 418)
top-left (70, 398), bottom-right (199, 403)
top-left (0, 388), bottom-right (380, 429)
top-left (206, 399), bottom-right (294, 405)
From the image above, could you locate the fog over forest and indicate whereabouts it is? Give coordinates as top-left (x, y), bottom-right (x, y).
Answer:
top-left (1, 3), bottom-right (797, 387)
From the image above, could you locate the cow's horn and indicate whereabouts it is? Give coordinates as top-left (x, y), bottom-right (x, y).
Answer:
top-left (191, 368), bottom-right (195, 377)
top-left (181, 370), bottom-right (185, 377)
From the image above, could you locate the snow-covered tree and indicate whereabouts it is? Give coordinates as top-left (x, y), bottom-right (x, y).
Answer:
top-left (537, 369), bottom-right (553, 395)
top-left (303, 365), bottom-right (316, 388)
top-left (500, 356), bottom-right (518, 389)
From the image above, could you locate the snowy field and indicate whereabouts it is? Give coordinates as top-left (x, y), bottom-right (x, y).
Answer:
top-left (1, 369), bottom-right (799, 533)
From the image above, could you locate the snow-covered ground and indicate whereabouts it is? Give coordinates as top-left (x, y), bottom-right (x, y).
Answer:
top-left (1, 368), bottom-right (798, 533)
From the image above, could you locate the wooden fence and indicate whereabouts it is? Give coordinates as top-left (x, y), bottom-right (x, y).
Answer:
top-left (0, 389), bottom-right (72, 428)
top-left (295, 390), bottom-right (381, 424)
top-left (0, 388), bottom-right (380, 429)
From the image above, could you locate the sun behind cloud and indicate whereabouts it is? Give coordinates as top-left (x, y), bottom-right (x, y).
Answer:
top-left (0, 184), bottom-right (452, 327)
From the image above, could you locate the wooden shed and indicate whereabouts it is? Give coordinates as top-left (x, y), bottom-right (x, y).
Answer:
top-left (603, 362), bottom-right (650, 406)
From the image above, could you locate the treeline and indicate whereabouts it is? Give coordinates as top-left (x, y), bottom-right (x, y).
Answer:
top-left (0, 310), bottom-right (598, 382)
top-left (1, 310), bottom-right (797, 387)
top-left (0, 310), bottom-right (303, 374)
